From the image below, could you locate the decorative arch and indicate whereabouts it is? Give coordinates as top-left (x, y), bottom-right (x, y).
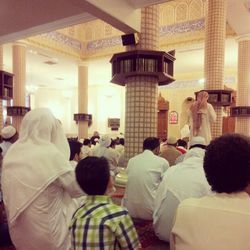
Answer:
top-left (175, 2), bottom-right (188, 23)
top-left (158, 93), bottom-right (169, 139)
top-left (189, 0), bottom-right (204, 20)
top-left (85, 27), bottom-right (93, 41)
top-left (162, 5), bottom-right (175, 26)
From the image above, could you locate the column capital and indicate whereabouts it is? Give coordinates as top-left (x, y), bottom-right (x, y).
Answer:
top-left (237, 34), bottom-right (250, 42)
top-left (13, 40), bottom-right (27, 48)
top-left (78, 60), bottom-right (88, 67)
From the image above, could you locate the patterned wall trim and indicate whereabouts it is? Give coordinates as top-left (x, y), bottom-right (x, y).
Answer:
top-left (160, 76), bottom-right (235, 89)
top-left (160, 18), bottom-right (204, 36)
top-left (86, 36), bottom-right (122, 51)
top-left (41, 31), bottom-right (82, 51)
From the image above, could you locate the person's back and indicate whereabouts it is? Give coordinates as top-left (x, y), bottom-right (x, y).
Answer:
top-left (160, 137), bottom-right (181, 166)
top-left (70, 157), bottom-right (140, 250)
top-left (171, 134), bottom-right (250, 250)
top-left (2, 108), bottom-right (83, 250)
top-left (154, 139), bottom-right (210, 242)
top-left (171, 193), bottom-right (250, 250)
top-left (123, 137), bottom-right (169, 220)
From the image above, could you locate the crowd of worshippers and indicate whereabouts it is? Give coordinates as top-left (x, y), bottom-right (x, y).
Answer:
top-left (0, 108), bottom-right (249, 250)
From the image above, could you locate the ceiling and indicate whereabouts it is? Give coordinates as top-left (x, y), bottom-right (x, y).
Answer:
top-left (2, 38), bottom-right (238, 90)
top-left (1, 0), bottom-right (248, 90)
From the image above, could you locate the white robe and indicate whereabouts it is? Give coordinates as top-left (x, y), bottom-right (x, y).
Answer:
top-left (1, 108), bottom-right (84, 250)
top-left (188, 103), bottom-right (216, 145)
top-left (153, 148), bottom-right (211, 242)
top-left (170, 192), bottom-right (250, 250)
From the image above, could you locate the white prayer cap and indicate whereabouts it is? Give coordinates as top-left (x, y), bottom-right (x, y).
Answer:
top-left (167, 136), bottom-right (178, 145)
top-left (1, 125), bottom-right (17, 139)
top-left (99, 135), bottom-right (111, 148)
top-left (190, 136), bottom-right (206, 147)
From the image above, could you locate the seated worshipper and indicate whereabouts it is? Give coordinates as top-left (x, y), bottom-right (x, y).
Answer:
top-left (154, 136), bottom-right (210, 242)
top-left (175, 136), bottom-right (207, 165)
top-left (90, 131), bottom-right (100, 145)
top-left (81, 138), bottom-right (92, 159)
top-left (160, 137), bottom-right (181, 166)
top-left (115, 137), bottom-right (125, 154)
top-left (188, 90), bottom-right (216, 145)
top-left (68, 140), bottom-right (83, 167)
top-left (1, 108), bottom-right (84, 250)
top-left (170, 134), bottom-right (250, 250)
top-left (0, 125), bottom-right (18, 156)
top-left (92, 134), bottom-right (119, 174)
top-left (123, 137), bottom-right (169, 220)
top-left (176, 139), bottom-right (187, 154)
top-left (70, 156), bottom-right (140, 250)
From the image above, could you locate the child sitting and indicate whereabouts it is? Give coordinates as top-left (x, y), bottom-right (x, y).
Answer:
top-left (70, 156), bottom-right (140, 250)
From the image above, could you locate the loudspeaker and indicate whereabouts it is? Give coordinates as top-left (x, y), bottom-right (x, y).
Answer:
top-left (121, 33), bottom-right (139, 46)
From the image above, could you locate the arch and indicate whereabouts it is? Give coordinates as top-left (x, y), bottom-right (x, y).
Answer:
top-left (189, 0), bottom-right (204, 20)
top-left (162, 5), bottom-right (175, 25)
top-left (175, 2), bottom-right (188, 23)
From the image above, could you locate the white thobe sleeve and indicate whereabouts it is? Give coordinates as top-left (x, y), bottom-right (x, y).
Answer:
top-left (56, 170), bottom-right (84, 198)
top-left (208, 104), bottom-right (217, 123)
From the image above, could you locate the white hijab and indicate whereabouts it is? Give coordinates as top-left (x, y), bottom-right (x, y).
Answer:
top-left (2, 108), bottom-right (72, 225)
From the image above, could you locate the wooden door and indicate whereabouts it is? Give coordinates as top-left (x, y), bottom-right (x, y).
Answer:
top-left (157, 93), bottom-right (169, 139)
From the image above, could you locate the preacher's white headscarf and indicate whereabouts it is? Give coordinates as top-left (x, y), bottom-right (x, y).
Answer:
top-left (1, 108), bottom-right (72, 225)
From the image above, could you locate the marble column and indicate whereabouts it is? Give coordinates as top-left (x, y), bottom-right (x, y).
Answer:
top-left (78, 62), bottom-right (88, 139)
top-left (0, 46), bottom-right (4, 129)
top-left (124, 5), bottom-right (159, 164)
top-left (12, 42), bottom-right (26, 132)
top-left (235, 35), bottom-right (250, 136)
top-left (204, 0), bottom-right (227, 139)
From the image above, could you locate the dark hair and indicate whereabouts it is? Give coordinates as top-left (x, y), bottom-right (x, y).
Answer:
top-left (143, 137), bottom-right (160, 151)
top-left (68, 141), bottom-right (82, 161)
top-left (119, 138), bottom-right (125, 146)
top-left (177, 139), bottom-right (187, 148)
top-left (189, 144), bottom-right (206, 150)
top-left (204, 134), bottom-right (250, 193)
top-left (83, 139), bottom-right (91, 146)
top-left (110, 139), bottom-right (116, 148)
top-left (75, 157), bottom-right (110, 195)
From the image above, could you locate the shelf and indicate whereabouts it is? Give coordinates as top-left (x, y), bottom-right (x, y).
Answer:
top-left (0, 70), bottom-right (14, 100)
top-left (7, 106), bottom-right (30, 116)
top-left (230, 106), bottom-right (250, 117)
top-left (195, 89), bottom-right (233, 107)
top-left (110, 50), bottom-right (175, 86)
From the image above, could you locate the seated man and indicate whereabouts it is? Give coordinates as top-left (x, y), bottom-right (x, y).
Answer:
top-left (70, 156), bottom-right (140, 250)
top-left (123, 137), bottom-right (169, 220)
top-left (171, 134), bottom-right (250, 250)
top-left (154, 136), bottom-right (211, 242)
top-left (160, 137), bottom-right (181, 166)
top-left (0, 125), bottom-right (18, 156)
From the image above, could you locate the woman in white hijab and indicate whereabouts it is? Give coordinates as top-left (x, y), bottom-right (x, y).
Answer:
top-left (1, 108), bottom-right (83, 250)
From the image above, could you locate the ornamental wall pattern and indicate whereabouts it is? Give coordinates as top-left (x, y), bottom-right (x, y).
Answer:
top-left (25, 0), bottom-right (236, 59)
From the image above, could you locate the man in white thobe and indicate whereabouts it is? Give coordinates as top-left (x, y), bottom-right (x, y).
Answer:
top-left (153, 136), bottom-right (211, 242)
top-left (123, 137), bottom-right (169, 220)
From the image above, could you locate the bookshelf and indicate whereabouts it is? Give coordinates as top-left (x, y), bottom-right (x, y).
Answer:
top-left (110, 50), bottom-right (175, 86)
top-left (230, 106), bottom-right (250, 117)
top-left (74, 113), bottom-right (92, 126)
top-left (7, 106), bottom-right (30, 116)
top-left (195, 90), bottom-right (232, 107)
top-left (0, 70), bottom-right (14, 100)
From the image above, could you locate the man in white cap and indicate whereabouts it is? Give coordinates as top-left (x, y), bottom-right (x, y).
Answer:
top-left (0, 125), bottom-right (18, 157)
top-left (153, 136), bottom-right (211, 242)
top-left (92, 134), bottom-right (119, 174)
top-left (160, 136), bottom-right (181, 166)
top-left (123, 137), bottom-right (169, 220)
